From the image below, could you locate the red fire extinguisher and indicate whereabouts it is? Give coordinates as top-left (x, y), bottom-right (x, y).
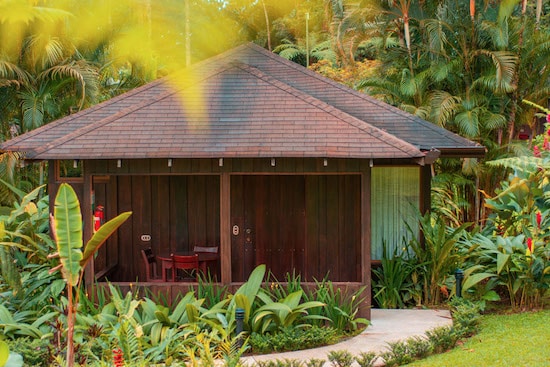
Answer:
top-left (93, 205), bottom-right (104, 232)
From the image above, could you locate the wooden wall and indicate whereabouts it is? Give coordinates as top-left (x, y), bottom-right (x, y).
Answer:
top-left (55, 158), bottom-right (381, 284)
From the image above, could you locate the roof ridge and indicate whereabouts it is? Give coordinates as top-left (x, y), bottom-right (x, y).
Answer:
top-left (236, 63), bottom-right (423, 158)
top-left (243, 43), bottom-right (482, 148)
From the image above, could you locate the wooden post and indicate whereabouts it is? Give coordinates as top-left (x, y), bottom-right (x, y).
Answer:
top-left (220, 172), bottom-right (231, 284)
top-left (360, 166), bottom-right (372, 320)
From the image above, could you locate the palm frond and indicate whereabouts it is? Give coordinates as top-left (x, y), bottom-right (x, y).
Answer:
top-left (429, 90), bottom-right (461, 127)
top-left (482, 111), bottom-right (507, 131)
top-left (38, 60), bottom-right (99, 109)
top-left (0, 59), bottom-right (30, 85)
top-left (423, 18), bottom-right (449, 55)
top-left (474, 50), bottom-right (517, 93)
top-left (455, 108), bottom-right (481, 138)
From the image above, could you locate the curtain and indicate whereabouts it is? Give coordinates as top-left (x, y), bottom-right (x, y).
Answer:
top-left (371, 167), bottom-right (420, 260)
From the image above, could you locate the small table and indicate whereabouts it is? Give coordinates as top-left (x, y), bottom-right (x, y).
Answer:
top-left (158, 251), bottom-right (219, 281)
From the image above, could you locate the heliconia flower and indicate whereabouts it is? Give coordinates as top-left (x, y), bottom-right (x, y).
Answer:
top-left (534, 146), bottom-right (542, 157)
top-left (113, 348), bottom-right (124, 367)
top-left (546, 114), bottom-right (550, 123)
top-left (526, 237), bottom-right (534, 256)
top-left (536, 211), bottom-right (542, 228)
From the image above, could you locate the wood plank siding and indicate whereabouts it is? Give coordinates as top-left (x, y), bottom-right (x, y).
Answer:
top-left (50, 157), bottom-right (373, 284)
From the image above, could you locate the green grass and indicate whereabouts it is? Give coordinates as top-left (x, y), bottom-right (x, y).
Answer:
top-left (408, 310), bottom-right (550, 367)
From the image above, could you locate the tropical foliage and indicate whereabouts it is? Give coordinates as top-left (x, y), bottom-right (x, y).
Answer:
top-left (0, 184), bottom-right (368, 365)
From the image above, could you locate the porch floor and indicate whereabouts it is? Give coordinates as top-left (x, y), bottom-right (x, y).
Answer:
top-left (241, 308), bottom-right (453, 366)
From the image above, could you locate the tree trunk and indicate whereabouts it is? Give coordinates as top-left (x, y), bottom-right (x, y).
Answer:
top-left (507, 0), bottom-right (527, 146)
top-left (261, 0), bottom-right (271, 51)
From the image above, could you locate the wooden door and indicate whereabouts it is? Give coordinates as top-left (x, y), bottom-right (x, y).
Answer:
top-left (231, 175), bottom-right (306, 282)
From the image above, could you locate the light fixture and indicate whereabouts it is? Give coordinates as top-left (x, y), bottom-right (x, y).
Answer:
top-left (168, 158), bottom-right (173, 167)
top-left (73, 159), bottom-right (79, 168)
top-left (117, 159), bottom-right (122, 168)
top-left (219, 158), bottom-right (224, 167)
top-left (323, 158), bottom-right (328, 167)
top-left (271, 158), bottom-right (276, 167)
top-left (369, 159), bottom-right (374, 168)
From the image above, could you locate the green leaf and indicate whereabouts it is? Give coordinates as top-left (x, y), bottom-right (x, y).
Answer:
top-left (0, 340), bottom-right (8, 367)
top-left (53, 183), bottom-right (83, 286)
top-left (482, 290), bottom-right (501, 301)
top-left (497, 253), bottom-right (510, 274)
top-left (154, 309), bottom-right (171, 326)
top-left (186, 304), bottom-right (199, 324)
top-left (462, 272), bottom-right (495, 292)
top-left (80, 211), bottom-right (132, 267)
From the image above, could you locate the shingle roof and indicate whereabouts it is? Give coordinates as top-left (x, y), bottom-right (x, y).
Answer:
top-left (1, 43), bottom-right (484, 160)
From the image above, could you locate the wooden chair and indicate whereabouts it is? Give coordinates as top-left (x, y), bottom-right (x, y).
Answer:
top-left (140, 248), bottom-right (163, 282)
top-left (171, 254), bottom-right (199, 282)
top-left (193, 246), bottom-right (220, 276)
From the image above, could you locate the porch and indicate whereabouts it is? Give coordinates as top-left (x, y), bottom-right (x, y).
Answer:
top-left (78, 157), bottom-right (373, 288)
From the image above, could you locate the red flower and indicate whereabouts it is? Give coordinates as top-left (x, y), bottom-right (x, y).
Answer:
top-left (534, 146), bottom-right (542, 157)
top-left (526, 237), bottom-right (534, 256)
top-left (113, 348), bottom-right (124, 367)
top-left (536, 211), bottom-right (542, 228)
top-left (546, 114), bottom-right (550, 123)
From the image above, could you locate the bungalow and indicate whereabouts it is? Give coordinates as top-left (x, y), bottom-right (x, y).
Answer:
top-left (0, 43), bottom-right (484, 316)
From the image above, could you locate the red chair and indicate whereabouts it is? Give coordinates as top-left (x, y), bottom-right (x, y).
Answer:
top-left (171, 254), bottom-right (199, 282)
top-left (140, 248), bottom-right (163, 282)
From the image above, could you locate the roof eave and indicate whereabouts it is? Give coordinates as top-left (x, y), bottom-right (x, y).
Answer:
top-left (437, 146), bottom-right (487, 158)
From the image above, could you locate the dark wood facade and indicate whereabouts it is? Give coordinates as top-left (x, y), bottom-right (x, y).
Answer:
top-left (51, 157), bottom-right (371, 287)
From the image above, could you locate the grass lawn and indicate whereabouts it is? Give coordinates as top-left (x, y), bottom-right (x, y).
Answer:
top-left (407, 309), bottom-right (550, 367)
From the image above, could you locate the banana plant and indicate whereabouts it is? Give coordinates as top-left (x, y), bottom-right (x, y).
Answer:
top-left (49, 183), bottom-right (131, 367)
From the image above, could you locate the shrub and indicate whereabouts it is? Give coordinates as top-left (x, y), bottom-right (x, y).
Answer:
top-left (327, 350), bottom-right (354, 366)
top-left (449, 296), bottom-right (482, 337)
top-left (425, 326), bottom-right (458, 354)
top-left (372, 245), bottom-right (419, 309)
top-left (6, 337), bottom-right (50, 367)
top-left (249, 326), bottom-right (337, 354)
top-left (355, 352), bottom-right (378, 367)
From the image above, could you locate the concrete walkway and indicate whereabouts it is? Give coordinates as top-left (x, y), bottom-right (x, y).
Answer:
top-left (241, 308), bottom-right (453, 366)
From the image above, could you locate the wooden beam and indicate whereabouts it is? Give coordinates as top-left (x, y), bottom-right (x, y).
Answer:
top-left (220, 172), bottom-right (231, 284)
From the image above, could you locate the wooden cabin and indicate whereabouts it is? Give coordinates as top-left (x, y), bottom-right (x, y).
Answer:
top-left (0, 43), bottom-right (484, 317)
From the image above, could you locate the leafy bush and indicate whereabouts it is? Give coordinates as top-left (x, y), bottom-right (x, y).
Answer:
top-left (372, 245), bottom-right (420, 308)
top-left (248, 326), bottom-right (337, 354)
top-left (406, 212), bottom-right (470, 306)
top-left (449, 297), bottom-right (482, 337)
top-left (424, 326), bottom-right (458, 354)
top-left (6, 337), bottom-right (49, 367)
top-left (303, 278), bottom-right (369, 334)
top-left (327, 349), bottom-right (354, 366)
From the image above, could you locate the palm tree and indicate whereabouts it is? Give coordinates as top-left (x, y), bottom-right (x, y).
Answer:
top-left (0, 1), bottom-right (100, 203)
